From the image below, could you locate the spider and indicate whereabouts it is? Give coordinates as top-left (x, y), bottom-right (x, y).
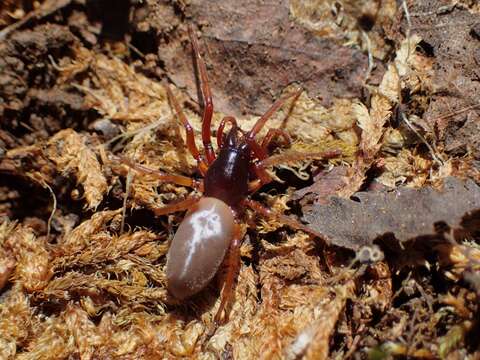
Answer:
top-left (116, 26), bottom-right (336, 324)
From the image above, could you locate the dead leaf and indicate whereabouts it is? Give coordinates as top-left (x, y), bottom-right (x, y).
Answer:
top-left (303, 177), bottom-right (480, 250)
top-left (357, 94), bottom-right (392, 159)
top-left (293, 166), bottom-right (350, 205)
top-left (155, 0), bottom-right (384, 117)
top-left (412, 4), bottom-right (480, 161)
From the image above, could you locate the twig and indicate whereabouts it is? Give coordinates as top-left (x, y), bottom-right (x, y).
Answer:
top-left (127, 42), bottom-right (146, 59)
top-left (48, 54), bottom-right (68, 72)
top-left (0, 0), bottom-right (72, 42)
top-left (400, 112), bottom-right (444, 166)
top-left (402, 0), bottom-right (412, 62)
top-left (120, 169), bottom-right (134, 235)
top-left (42, 181), bottom-right (57, 240)
top-left (428, 104), bottom-right (480, 124)
top-left (362, 31), bottom-right (374, 83)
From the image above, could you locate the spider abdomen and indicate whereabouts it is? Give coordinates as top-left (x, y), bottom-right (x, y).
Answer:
top-left (166, 197), bottom-right (235, 300)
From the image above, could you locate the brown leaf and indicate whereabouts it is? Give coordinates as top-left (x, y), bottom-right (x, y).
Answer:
top-left (303, 177), bottom-right (480, 250)
top-left (356, 94), bottom-right (392, 159)
top-left (412, 4), bottom-right (480, 160)
top-left (293, 166), bottom-right (350, 205)
top-left (308, 93), bottom-right (392, 201)
top-left (158, 0), bottom-right (384, 117)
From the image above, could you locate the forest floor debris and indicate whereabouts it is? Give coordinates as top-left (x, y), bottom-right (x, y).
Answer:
top-left (1, 0), bottom-right (479, 359)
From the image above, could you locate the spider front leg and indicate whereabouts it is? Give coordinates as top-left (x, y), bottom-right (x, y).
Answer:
top-left (245, 89), bottom-right (302, 143)
top-left (248, 127), bottom-right (292, 166)
top-left (246, 129), bottom-right (291, 193)
top-left (259, 149), bottom-right (342, 168)
top-left (189, 26), bottom-right (215, 164)
top-left (247, 148), bottom-right (342, 194)
top-left (244, 90), bottom-right (300, 161)
top-left (248, 162), bottom-right (273, 194)
top-left (261, 128), bottom-right (291, 152)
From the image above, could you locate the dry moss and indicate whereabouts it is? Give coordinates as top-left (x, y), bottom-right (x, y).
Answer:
top-left (0, 1), bottom-right (479, 359)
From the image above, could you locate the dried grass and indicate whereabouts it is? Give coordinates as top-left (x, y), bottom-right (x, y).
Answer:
top-left (46, 129), bottom-right (108, 210)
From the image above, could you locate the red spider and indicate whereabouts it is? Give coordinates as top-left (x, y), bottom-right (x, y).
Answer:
top-left (117, 26), bottom-right (336, 324)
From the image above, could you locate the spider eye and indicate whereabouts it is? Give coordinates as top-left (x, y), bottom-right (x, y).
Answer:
top-left (225, 128), bottom-right (239, 148)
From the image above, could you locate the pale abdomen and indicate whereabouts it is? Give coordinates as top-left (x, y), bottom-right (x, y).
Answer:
top-left (166, 197), bottom-right (235, 299)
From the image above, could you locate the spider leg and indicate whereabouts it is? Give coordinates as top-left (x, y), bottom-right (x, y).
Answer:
top-left (261, 128), bottom-right (291, 151)
top-left (248, 179), bottom-right (267, 195)
top-left (216, 116), bottom-right (237, 149)
top-left (189, 26), bottom-right (215, 164)
top-left (242, 198), bottom-right (323, 238)
top-left (244, 91), bottom-right (299, 161)
top-left (151, 195), bottom-right (201, 216)
top-left (113, 156), bottom-right (202, 216)
top-left (165, 86), bottom-right (209, 175)
top-left (248, 127), bottom-right (292, 164)
top-left (248, 163), bottom-right (272, 194)
top-left (248, 137), bottom-right (269, 161)
top-left (214, 222), bottom-right (244, 325)
top-left (114, 155), bottom-right (204, 191)
top-left (247, 149), bottom-right (341, 194)
top-left (245, 89), bottom-right (302, 142)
